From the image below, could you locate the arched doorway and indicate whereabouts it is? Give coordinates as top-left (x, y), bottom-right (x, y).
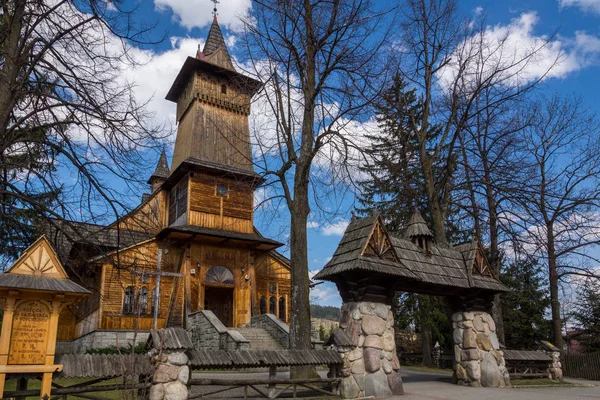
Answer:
top-left (204, 266), bottom-right (235, 327)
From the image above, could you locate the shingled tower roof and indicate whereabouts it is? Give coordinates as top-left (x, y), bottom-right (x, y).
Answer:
top-left (204, 16), bottom-right (227, 56)
top-left (147, 149), bottom-right (170, 184)
top-left (196, 16), bottom-right (235, 70)
top-left (404, 207), bottom-right (433, 239)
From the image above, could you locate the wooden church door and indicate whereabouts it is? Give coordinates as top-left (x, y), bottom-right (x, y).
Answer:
top-left (204, 266), bottom-right (235, 327)
top-left (204, 287), bottom-right (233, 327)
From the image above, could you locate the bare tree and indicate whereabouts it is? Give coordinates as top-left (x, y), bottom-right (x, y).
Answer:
top-left (0, 0), bottom-right (166, 267)
top-left (513, 94), bottom-right (600, 352)
top-left (456, 87), bottom-right (533, 344)
top-left (241, 0), bottom-right (391, 376)
top-left (397, 0), bottom-right (555, 247)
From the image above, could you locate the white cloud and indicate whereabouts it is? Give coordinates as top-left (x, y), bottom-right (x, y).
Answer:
top-left (119, 37), bottom-right (204, 135)
top-left (154, 0), bottom-right (251, 31)
top-left (308, 269), bottom-right (321, 280)
top-left (438, 12), bottom-right (600, 92)
top-left (322, 220), bottom-right (350, 236)
top-left (559, 0), bottom-right (600, 14)
top-left (307, 221), bottom-right (320, 229)
top-left (310, 283), bottom-right (341, 306)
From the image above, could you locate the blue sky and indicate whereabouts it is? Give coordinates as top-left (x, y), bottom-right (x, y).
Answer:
top-left (104, 0), bottom-right (600, 307)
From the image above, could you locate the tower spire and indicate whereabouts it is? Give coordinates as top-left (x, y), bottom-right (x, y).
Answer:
top-left (147, 148), bottom-right (170, 192)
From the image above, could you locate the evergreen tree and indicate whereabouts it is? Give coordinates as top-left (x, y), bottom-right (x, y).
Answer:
top-left (0, 126), bottom-right (60, 267)
top-left (357, 73), bottom-right (427, 231)
top-left (571, 278), bottom-right (600, 353)
top-left (500, 259), bottom-right (552, 349)
top-left (357, 74), bottom-right (454, 365)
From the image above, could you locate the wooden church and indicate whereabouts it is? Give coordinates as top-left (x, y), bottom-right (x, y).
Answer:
top-left (46, 15), bottom-right (291, 342)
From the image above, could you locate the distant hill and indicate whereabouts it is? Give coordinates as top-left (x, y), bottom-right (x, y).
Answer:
top-left (310, 304), bottom-right (340, 321)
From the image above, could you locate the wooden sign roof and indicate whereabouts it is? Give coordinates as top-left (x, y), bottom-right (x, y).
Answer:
top-left (8, 235), bottom-right (69, 279)
top-left (0, 236), bottom-right (90, 295)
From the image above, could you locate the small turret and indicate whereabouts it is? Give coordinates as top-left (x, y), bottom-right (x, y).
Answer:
top-left (147, 149), bottom-right (170, 193)
top-left (404, 207), bottom-right (433, 253)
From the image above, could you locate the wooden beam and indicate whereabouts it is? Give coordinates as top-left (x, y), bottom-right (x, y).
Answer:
top-left (0, 364), bottom-right (62, 374)
top-left (135, 271), bottom-right (183, 278)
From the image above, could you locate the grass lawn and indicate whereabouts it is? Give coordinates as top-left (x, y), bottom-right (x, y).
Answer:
top-left (4, 377), bottom-right (139, 399)
top-left (511, 378), bottom-right (573, 387)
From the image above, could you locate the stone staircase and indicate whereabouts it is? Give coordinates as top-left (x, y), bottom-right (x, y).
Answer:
top-left (229, 327), bottom-right (285, 350)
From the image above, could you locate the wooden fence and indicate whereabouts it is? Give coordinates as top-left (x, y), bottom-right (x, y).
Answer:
top-left (563, 353), bottom-right (600, 380)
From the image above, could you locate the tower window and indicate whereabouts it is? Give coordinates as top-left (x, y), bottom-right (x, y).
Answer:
top-left (221, 84), bottom-right (227, 94)
top-left (216, 183), bottom-right (228, 196)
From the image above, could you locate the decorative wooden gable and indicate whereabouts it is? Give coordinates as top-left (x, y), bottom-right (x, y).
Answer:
top-left (7, 235), bottom-right (68, 279)
top-left (362, 219), bottom-right (399, 262)
top-left (472, 247), bottom-right (494, 279)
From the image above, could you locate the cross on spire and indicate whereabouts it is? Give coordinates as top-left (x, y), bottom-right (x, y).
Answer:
top-left (211, 0), bottom-right (219, 17)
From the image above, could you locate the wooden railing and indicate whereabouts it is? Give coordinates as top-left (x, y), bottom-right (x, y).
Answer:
top-left (563, 352), bottom-right (600, 380)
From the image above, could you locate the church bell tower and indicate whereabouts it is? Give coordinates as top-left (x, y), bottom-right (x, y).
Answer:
top-left (166, 13), bottom-right (261, 173)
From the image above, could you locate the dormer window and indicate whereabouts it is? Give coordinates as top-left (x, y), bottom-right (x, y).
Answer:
top-left (413, 235), bottom-right (431, 254)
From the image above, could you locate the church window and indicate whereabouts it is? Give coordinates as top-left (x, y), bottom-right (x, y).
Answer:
top-left (279, 297), bottom-right (286, 321)
top-left (269, 284), bottom-right (276, 294)
top-left (139, 287), bottom-right (149, 314)
top-left (205, 266), bottom-right (235, 285)
top-left (221, 84), bottom-right (227, 94)
top-left (269, 296), bottom-right (276, 314)
top-left (260, 296), bottom-right (266, 314)
top-left (123, 286), bottom-right (135, 314)
top-left (168, 179), bottom-right (188, 225)
top-left (216, 183), bottom-right (228, 196)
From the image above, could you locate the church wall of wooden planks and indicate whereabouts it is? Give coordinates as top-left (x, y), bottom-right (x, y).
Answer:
top-left (47, 15), bottom-right (292, 343)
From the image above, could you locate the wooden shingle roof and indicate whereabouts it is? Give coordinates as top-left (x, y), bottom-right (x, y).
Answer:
top-left (55, 354), bottom-right (153, 378)
top-left (314, 215), bottom-right (509, 294)
top-left (148, 327), bottom-right (193, 351)
top-left (0, 236), bottom-right (91, 295)
top-left (148, 149), bottom-right (170, 183)
top-left (404, 208), bottom-right (433, 238)
top-left (187, 349), bottom-right (342, 369)
top-left (313, 215), bottom-right (416, 281)
top-left (0, 274), bottom-right (90, 294)
top-left (503, 350), bottom-right (552, 362)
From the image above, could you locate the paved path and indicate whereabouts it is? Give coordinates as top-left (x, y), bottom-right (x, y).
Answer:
top-left (191, 368), bottom-right (600, 399)
top-left (400, 369), bottom-right (600, 400)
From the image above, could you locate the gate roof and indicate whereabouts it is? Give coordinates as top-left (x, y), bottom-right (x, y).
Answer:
top-left (314, 213), bottom-right (509, 296)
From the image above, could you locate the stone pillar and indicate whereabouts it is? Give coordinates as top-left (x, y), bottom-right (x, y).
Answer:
top-left (547, 350), bottom-right (563, 381)
top-left (452, 311), bottom-right (510, 388)
top-left (149, 350), bottom-right (190, 400)
top-left (337, 301), bottom-right (403, 399)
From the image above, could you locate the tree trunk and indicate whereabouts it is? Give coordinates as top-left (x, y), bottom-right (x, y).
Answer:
top-left (547, 224), bottom-right (564, 353)
top-left (418, 295), bottom-right (434, 367)
top-left (420, 153), bottom-right (448, 247)
top-left (482, 161), bottom-right (505, 345)
top-left (289, 2), bottom-right (317, 377)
